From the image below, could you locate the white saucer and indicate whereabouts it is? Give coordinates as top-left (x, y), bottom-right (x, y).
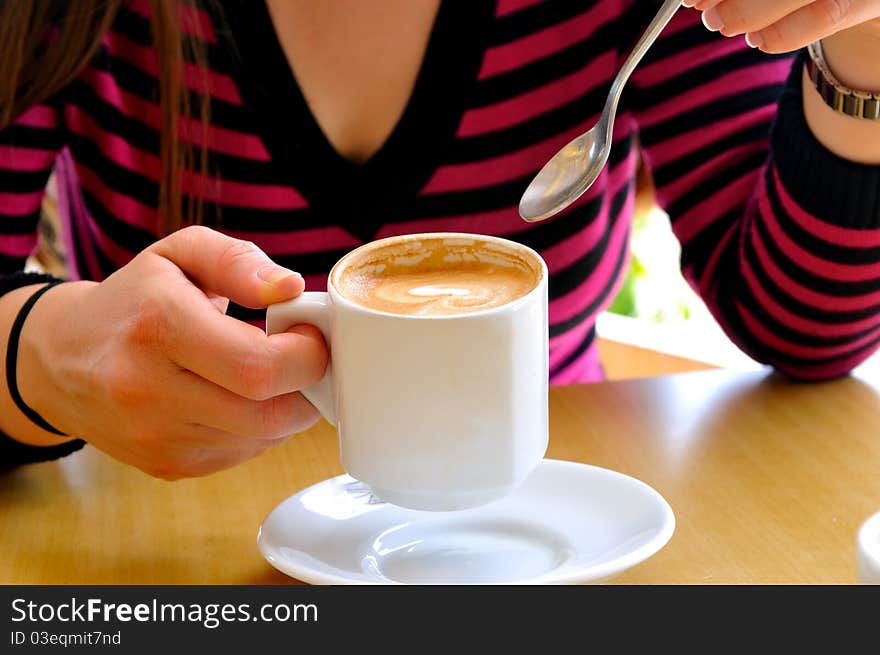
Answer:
top-left (258, 459), bottom-right (675, 584)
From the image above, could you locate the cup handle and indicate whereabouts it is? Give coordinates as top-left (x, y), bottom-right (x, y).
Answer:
top-left (266, 292), bottom-right (336, 426)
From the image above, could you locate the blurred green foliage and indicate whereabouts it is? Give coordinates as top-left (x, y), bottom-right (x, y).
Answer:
top-left (606, 208), bottom-right (696, 322)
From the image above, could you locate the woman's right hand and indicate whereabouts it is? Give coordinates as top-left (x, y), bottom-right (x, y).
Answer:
top-left (15, 225), bottom-right (329, 479)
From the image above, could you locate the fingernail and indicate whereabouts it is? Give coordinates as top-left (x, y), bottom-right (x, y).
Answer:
top-left (258, 266), bottom-right (301, 285)
top-left (702, 7), bottom-right (724, 32)
top-left (681, 1), bottom-right (696, 7)
top-left (745, 32), bottom-right (763, 49)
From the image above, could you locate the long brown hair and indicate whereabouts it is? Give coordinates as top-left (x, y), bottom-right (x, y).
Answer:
top-left (0, 0), bottom-right (210, 234)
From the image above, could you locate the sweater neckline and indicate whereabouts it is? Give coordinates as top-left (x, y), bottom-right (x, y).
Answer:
top-left (222, 0), bottom-right (495, 241)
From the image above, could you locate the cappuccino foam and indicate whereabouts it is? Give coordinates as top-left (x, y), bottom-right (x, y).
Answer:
top-left (333, 236), bottom-right (540, 316)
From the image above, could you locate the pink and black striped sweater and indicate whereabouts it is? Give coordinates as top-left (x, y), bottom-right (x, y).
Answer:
top-left (2, 0), bottom-right (880, 462)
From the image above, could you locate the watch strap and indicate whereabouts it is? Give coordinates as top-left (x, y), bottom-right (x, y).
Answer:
top-left (806, 41), bottom-right (880, 121)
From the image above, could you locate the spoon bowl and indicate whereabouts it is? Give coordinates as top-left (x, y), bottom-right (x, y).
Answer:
top-left (519, 111), bottom-right (612, 223)
top-left (519, 0), bottom-right (682, 222)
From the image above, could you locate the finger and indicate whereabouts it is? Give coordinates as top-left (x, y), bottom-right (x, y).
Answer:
top-left (149, 225), bottom-right (305, 308)
top-left (172, 443), bottom-right (277, 478)
top-left (80, 430), bottom-right (160, 476)
top-left (171, 423), bottom-right (292, 451)
top-left (142, 441), bottom-right (275, 480)
top-left (685, 0), bottom-right (721, 11)
top-left (699, 0), bottom-right (810, 35)
top-left (688, 0), bottom-right (724, 11)
top-left (749, 0), bottom-right (880, 52)
top-left (162, 289), bottom-right (328, 399)
top-left (144, 275), bottom-right (328, 399)
top-left (172, 367), bottom-right (322, 439)
top-left (80, 422), bottom-right (280, 476)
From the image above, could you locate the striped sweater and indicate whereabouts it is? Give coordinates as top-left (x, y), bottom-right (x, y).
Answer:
top-left (2, 0), bottom-right (880, 394)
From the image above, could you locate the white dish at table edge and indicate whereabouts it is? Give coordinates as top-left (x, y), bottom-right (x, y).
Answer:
top-left (258, 459), bottom-right (675, 585)
top-left (858, 511), bottom-right (880, 584)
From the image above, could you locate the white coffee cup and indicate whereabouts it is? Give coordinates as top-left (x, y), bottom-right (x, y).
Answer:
top-left (857, 510), bottom-right (880, 584)
top-left (267, 233), bottom-right (549, 511)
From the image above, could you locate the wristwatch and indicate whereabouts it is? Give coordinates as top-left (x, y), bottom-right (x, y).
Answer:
top-left (806, 40), bottom-right (880, 121)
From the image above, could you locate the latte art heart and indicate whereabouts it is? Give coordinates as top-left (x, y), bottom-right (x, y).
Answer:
top-left (369, 276), bottom-right (502, 315)
top-left (334, 236), bottom-right (539, 316)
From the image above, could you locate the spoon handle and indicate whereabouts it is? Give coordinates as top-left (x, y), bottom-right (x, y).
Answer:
top-left (607, 0), bottom-right (682, 112)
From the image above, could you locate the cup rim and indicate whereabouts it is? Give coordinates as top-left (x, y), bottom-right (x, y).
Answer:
top-left (858, 511), bottom-right (880, 570)
top-left (326, 232), bottom-right (548, 320)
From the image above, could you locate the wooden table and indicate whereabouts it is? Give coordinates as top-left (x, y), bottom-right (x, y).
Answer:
top-left (3, 360), bottom-right (880, 584)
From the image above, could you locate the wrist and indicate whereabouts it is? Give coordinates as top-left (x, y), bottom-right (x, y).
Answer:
top-left (821, 28), bottom-right (880, 92)
top-left (0, 285), bottom-right (67, 446)
top-left (16, 280), bottom-right (97, 444)
top-left (803, 34), bottom-right (880, 165)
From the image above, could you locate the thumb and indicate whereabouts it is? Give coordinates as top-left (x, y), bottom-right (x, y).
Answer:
top-left (149, 225), bottom-right (304, 308)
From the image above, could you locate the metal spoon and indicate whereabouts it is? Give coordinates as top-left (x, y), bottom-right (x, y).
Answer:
top-left (519, 0), bottom-right (682, 222)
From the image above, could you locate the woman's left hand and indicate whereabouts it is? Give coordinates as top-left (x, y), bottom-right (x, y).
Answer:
top-left (684, 0), bottom-right (880, 53)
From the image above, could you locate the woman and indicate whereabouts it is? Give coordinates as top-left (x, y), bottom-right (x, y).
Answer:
top-left (0, 0), bottom-right (878, 477)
